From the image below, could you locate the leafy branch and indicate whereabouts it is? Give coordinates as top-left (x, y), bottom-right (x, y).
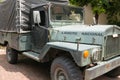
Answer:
top-left (69, 0), bottom-right (120, 26)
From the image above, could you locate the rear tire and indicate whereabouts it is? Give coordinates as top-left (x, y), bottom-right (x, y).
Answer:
top-left (51, 56), bottom-right (83, 80)
top-left (106, 66), bottom-right (120, 77)
top-left (6, 45), bottom-right (18, 64)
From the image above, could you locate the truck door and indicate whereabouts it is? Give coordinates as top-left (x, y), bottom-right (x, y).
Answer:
top-left (31, 7), bottom-right (49, 52)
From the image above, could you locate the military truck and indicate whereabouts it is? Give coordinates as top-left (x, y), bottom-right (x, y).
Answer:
top-left (0, 0), bottom-right (120, 80)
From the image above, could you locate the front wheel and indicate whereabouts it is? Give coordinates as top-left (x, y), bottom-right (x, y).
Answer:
top-left (51, 56), bottom-right (83, 80)
top-left (6, 45), bottom-right (18, 64)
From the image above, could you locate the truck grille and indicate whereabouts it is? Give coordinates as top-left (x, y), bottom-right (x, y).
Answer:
top-left (105, 35), bottom-right (120, 59)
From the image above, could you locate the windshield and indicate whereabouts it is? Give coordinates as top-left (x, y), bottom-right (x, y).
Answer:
top-left (50, 4), bottom-right (84, 26)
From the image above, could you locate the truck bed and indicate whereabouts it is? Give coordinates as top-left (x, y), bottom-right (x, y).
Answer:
top-left (0, 0), bottom-right (45, 33)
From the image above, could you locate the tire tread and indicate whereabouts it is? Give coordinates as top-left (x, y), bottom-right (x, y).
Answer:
top-left (51, 56), bottom-right (83, 80)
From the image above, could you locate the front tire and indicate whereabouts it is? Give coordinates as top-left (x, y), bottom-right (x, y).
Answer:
top-left (6, 45), bottom-right (18, 64)
top-left (51, 56), bottom-right (83, 80)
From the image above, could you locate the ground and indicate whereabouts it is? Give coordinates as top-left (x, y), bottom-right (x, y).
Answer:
top-left (0, 50), bottom-right (120, 80)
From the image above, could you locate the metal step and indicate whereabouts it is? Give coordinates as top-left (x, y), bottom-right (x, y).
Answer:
top-left (22, 51), bottom-right (40, 61)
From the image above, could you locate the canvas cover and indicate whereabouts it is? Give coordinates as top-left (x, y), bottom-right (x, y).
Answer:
top-left (0, 0), bottom-right (45, 33)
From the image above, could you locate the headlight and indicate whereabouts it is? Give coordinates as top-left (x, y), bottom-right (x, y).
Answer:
top-left (91, 48), bottom-right (101, 62)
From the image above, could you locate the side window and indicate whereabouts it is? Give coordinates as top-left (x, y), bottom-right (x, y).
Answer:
top-left (39, 11), bottom-right (46, 26)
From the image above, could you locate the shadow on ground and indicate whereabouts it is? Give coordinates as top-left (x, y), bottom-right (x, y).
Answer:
top-left (0, 52), bottom-right (50, 80)
top-left (0, 51), bottom-right (119, 80)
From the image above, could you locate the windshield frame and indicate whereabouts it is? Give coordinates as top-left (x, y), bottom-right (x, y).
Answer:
top-left (49, 3), bottom-right (84, 27)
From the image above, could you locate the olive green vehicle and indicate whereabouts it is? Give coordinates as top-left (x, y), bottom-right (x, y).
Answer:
top-left (0, 0), bottom-right (120, 80)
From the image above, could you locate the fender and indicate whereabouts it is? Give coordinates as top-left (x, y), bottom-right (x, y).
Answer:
top-left (39, 42), bottom-right (100, 67)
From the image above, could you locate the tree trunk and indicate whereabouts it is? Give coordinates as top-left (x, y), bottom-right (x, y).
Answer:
top-left (95, 12), bottom-right (99, 24)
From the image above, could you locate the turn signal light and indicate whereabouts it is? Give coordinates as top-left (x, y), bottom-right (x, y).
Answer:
top-left (83, 50), bottom-right (89, 58)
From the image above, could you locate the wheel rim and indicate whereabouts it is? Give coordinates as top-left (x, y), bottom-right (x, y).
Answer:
top-left (55, 68), bottom-right (69, 80)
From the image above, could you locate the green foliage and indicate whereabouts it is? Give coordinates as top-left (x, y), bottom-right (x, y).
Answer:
top-left (106, 0), bottom-right (120, 26)
top-left (90, 0), bottom-right (109, 14)
top-left (69, 0), bottom-right (108, 24)
top-left (69, 0), bottom-right (108, 14)
top-left (69, 0), bottom-right (120, 26)
top-left (69, 0), bottom-right (91, 6)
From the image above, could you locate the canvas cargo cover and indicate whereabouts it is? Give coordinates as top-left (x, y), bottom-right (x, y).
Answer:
top-left (0, 0), bottom-right (45, 33)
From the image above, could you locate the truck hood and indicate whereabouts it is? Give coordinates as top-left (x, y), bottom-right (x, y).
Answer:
top-left (50, 24), bottom-right (120, 45)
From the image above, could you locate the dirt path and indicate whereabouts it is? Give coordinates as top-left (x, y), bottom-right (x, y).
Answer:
top-left (0, 50), bottom-right (119, 80)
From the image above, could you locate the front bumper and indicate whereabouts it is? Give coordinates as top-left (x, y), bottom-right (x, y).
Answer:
top-left (85, 56), bottom-right (120, 80)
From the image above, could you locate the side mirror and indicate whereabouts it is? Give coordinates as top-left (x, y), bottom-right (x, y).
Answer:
top-left (33, 11), bottom-right (41, 24)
